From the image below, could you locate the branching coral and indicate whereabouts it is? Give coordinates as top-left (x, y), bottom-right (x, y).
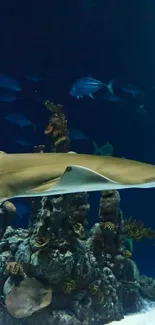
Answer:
top-left (92, 190), bottom-right (123, 258)
top-left (44, 100), bottom-right (70, 152)
top-left (123, 217), bottom-right (155, 241)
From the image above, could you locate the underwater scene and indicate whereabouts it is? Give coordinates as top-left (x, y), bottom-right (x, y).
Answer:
top-left (1, 0), bottom-right (155, 324)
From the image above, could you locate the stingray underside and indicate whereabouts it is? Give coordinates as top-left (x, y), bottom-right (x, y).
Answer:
top-left (3, 164), bottom-right (155, 202)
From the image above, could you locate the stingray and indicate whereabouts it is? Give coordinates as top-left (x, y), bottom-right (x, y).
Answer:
top-left (5, 277), bottom-right (52, 318)
top-left (0, 152), bottom-right (155, 203)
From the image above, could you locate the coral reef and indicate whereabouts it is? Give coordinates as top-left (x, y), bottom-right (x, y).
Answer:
top-left (0, 102), bottom-right (155, 324)
top-left (0, 201), bottom-right (16, 240)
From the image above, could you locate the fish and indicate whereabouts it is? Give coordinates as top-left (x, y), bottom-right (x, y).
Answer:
top-left (0, 89), bottom-right (18, 102)
top-left (136, 104), bottom-right (146, 115)
top-left (14, 136), bottom-right (34, 146)
top-left (106, 79), bottom-right (114, 96)
top-left (82, 0), bottom-right (97, 9)
top-left (0, 95), bottom-right (17, 102)
top-left (0, 153), bottom-right (155, 204)
top-left (5, 113), bottom-right (36, 131)
top-left (104, 95), bottom-right (121, 102)
top-left (69, 128), bottom-right (90, 141)
top-left (0, 74), bottom-right (22, 91)
top-left (121, 84), bottom-right (144, 96)
top-left (70, 77), bottom-right (114, 99)
top-left (25, 72), bottom-right (43, 82)
top-left (92, 141), bottom-right (114, 156)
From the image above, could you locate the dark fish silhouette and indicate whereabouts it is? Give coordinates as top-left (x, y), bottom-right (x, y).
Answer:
top-left (0, 74), bottom-right (22, 91)
top-left (5, 113), bottom-right (36, 131)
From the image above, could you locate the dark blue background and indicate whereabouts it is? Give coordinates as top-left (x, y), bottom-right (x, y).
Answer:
top-left (1, 0), bottom-right (155, 276)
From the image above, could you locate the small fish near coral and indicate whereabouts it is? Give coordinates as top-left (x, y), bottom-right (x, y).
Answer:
top-left (69, 77), bottom-right (114, 99)
top-left (13, 136), bottom-right (34, 147)
top-left (92, 140), bottom-right (114, 156)
top-left (68, 128), bottom-right (90, 141)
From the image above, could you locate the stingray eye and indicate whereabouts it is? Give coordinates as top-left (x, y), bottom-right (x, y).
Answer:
top-left (66, 166), bottom-right (72, 172)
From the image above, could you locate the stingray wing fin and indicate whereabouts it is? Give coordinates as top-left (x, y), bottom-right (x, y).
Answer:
top-left (2, 164), bottom-right (155, 203)
top-left (30, 165), bottom-right (155, 194)
top-left (45, 165), bottom-right (120, 194)
top-left (5, 165), bottom-right (125, 201)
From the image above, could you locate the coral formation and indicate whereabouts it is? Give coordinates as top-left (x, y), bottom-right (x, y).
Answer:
top-left (0, 102), bottom-right (155, 324)
top-left (5, 277), bottom-right (52, 318)
top-left (123, 216), bottom-right (155, 240)
top-left (44, 101), bottom-right (70, 152)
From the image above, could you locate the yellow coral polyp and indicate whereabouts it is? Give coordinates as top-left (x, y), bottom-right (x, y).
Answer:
top-left (122, 250), bottom-right (132, 258)
top-left (63, 280), bottom-right (76, 294)
top-left (88, 284), bottom-right (105, 304)
top-left (73, 223), bottom-right (85, 238)
top-left (100, 221), bottom-right (116, 232)
top-left (34, 237), bottom-right (49, 249)
top-left (88, 283), bottom-right (98, 295)
top-left (98, 292), bottom-right (105, 304)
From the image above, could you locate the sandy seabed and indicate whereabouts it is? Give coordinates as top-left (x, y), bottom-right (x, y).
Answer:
top-left (109, 301), bottom-right (155, 325)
